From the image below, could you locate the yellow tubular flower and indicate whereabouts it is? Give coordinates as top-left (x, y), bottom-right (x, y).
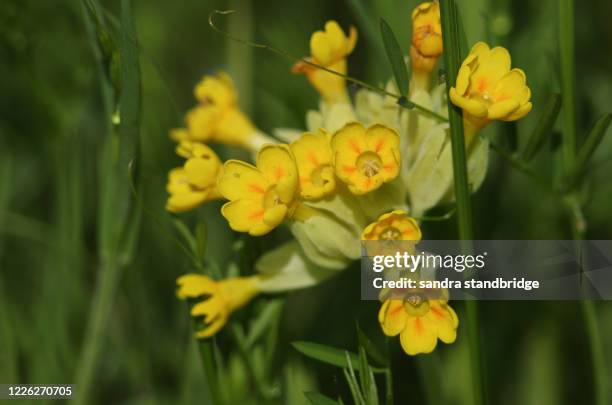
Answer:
top-left (182, 72), bottom-right (274, 152)
top-left (290, 129), bottom-right (335, 199)
top-left (361, 210), bottom-right (421, 241)
top-left (177, 274), bottom-right (259, 338)
top-left (449, 42), bottom-right (532, 139)
top-left (363, 211), bottom-right (458, 355)
top-left (218, 144), bottom-right (299, 236)
top-left (292, 21), bottom-right (358, 103)
top-left (166, 143), bottom-right (224, 213)
top-left (332, 123), bottom-right (400, 195)
top-left (378, 295), bottom-right (458, 355)
top-left (410, 1), bottom-right (443, 92)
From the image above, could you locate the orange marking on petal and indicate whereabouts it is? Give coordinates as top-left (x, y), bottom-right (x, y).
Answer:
top-left (390, 304), bottom-right (404, 316)
top-left (343, 165), bottom-right (357, 173)
top-left (300, 176), bottom-right (312, 183)
top-left (363, 177), bottom-right (372, 189)
top-left (274, 166), bottom-right (284, 180)
top-left (349, 139), bottom-right (362, 155)
top-left (402, 229), bottom-right (412, 236)
top-left (307, 152), bottom-right (319, 166)
top-left (430, 307), bottom-right (445, 319)
top-left (249, 183), bottom-right (265, 194)
top-left (414, 318), bottom-right (423, 334)
top-left (375, 139), bottom-right (384, 153)
top-left (249, 210), bottom-right (264, 220)
top-left (383, 164), bottom-right (396, 172)
top-left (477, 78), bottom-right (488, 93)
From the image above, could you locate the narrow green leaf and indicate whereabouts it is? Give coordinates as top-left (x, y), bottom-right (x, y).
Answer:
top-left (304, 391), bottom-right (342, 405)
top-left (379, 18), bottom-right (409, 97)
top-left (568, 113), bottom-right (612, 187)
top-left (344, 353), bottom-right (365, 405)
top-left (194, 220), bottom-right (207, 263)
top-left (292, 341), bottom-right (385, 373)
top-left (522, 93), bottom-right (562, 161)
top-left (171, 218), bottom-right (197, 256)
top-left (356, 324), bottom-right (387, 366)
top-left (358, 346), bottom-right (370, 399)
top-left (245, 299), bottom-right (284, 348)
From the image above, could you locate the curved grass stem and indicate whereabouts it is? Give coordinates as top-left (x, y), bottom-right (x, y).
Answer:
top-left (208, 10), bottom-right (448, 123)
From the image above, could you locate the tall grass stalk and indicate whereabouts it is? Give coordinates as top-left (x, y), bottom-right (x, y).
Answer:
top-left (559, 1), bottom-right (608, 404)
top-left (74, 0), bottom-right (142, 402)
top-left (439, 1), bottom-right (485, 405)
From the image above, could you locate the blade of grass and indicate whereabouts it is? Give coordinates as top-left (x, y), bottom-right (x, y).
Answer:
top-left (559, 0), bottom-right (576, 175)
top-left (292, 341), bottom-right (385, 373)
top-left (304, 391), bottom-right (342, 405)
top-left (74, 0), bottom-right (141, 402)
top-left (379, 18), bottom-right (409, 97)
top-left (522, 93), bottom-right (562, 162)
top-left (0, 153), bottom-right (18, 383)
top-left (439, 2), bottom-right (485, 405)
top-left (567, 113), bottom-right (612, 189)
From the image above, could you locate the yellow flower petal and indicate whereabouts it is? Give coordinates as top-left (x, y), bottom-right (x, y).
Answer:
top-left (218, 160), bottom-right (268, 202)
top-left (378, 300), bottom-right (408, 337)
top-left (399, 315), bottom-right (438, 355)
top-left (176, 274), bottom-right (217, 298)
top-left (194, 72), bottom-right (236, 108)
top-left (488, 98), bottom-right (520, 120)
top-left (184, 157), bottom-right (221, 189)
top-left (221, 199), bottom-right (270, 236)
top-left (257, 144), bottom-right (298, 204)
top-left (166, 192), bottom-right (209, 213)
top-left (290, 130), bottom-right (335, 199)
top-left (428, 302), bottom-right (459, 343)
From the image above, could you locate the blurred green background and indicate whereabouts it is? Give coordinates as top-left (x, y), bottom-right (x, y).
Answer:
top-left (1, 0), bottom-right (611, 404)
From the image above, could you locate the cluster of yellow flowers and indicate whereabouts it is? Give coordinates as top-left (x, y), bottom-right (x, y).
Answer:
top-left (170, 1), bottom-right (532, 355)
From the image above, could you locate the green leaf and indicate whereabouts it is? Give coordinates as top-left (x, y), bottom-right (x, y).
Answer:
top-left (568, 112), bottom-right (612, 188)
top-left (292, 341), bottom-right (385, 373)
top-left (358, 346), bottom-right (370, 399)
top-left (245, 299), bottom-right (284, 348)
top-left (522, 93), bottom-right (562, 161)
top-left (344, 352), bottom-right (365, 405)
top-left (356, 323), bottom-right (387, 366)
top-left (304, 391), bottom-right (342, 405)
top-left (379, 18), bottom-right (409, 97)
top-left (194, 220), bottom-right (207, 263)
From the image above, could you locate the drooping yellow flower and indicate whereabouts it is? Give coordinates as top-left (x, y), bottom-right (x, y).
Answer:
top-left (177, 274), bottom-right (260, 338)
top-left (449, 42), bottom-right (532, 138)
top-left (361, 210), bottom-right (421, 241)
top-left (180, 72), bottom-right (273, 152)
top-left (293, 21), bottom-right (357, 103)
top-left (410, 1), bottom-right (443, 91)
top-left (166, 143), bottom-right (224, 213)
top-left (379, 294), bottom-right (458, 355)
top-left (218, 144), bottom-right (299, 236)
top-left (290, 129), bottom-right (335, 200)
top-left (363, 211), bottom-right (458, 355)
top-left (332, 123), bottom-right (400, 195)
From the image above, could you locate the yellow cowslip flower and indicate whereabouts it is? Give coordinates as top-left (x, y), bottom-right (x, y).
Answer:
top-left (332, 123), bottom-right (400, 195)
top-left (362, 211), bottom-right (458, 356)
top-left (449, 42), bottom-right (532, 139)
top-left (181, 72), bottom-right (273, 152)
top-left (290, 129), bottom-right (335, 200)
top-left (292, 21), bottom-right (357, 103)
top-left (378, 295), bottom-right (458, 355)
top-left (409, 1), bottom-right (443, 91)
top-left (361, 210), bottom-right (421, 241)
top-left (166, 143), bottom-right (224, 213)
top-left (177, 274), bottom-right (260, 338)
top-left (218, 144), bottom-right (299, 236)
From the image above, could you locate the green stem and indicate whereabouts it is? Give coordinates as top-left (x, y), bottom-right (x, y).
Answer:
top-left (208, 10), bottom-right (448, 123)
top-left (559, 0), bottom-right (576, 174)
top-left (566, 196), bottom-right (607, 405)
top-left (384, 339), bottom-right (393, 405)
top-left (559, 3), bottom-right (607, 403)
top-left (439, 2), bottom-right (485, 405)
top-left (195, 334), bottom-right (222, 404)
top-left (73, 256), bottom-right (121, 405)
